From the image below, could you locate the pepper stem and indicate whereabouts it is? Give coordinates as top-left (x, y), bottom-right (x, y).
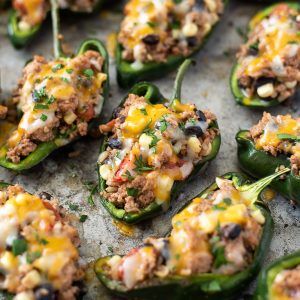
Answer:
top-left (171, 59), bottom-right (192, 103)
top-left (50, 0), bottom-right (62, 58)
top-left (234, 168), bottom-right (290, 204)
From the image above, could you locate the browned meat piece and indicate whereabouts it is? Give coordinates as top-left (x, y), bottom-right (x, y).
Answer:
top-left (102, 175), bottom-right (155, 213)
top-left (249, 112), bottom-right (272, 139)
top-left (7, 139), bottom-right (37, 163)
top-left (0, 105), bottom-right (8, 119)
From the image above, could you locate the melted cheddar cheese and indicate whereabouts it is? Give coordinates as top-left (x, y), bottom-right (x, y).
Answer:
top-left (254, 115), bottom-right (300, 168)
top-left (0, 185), bottom-right (81, 297)
top-left (270, 266), bottom-right (300, 300)
top-left (7, 53), bottom-right (107, 150)
top-left (240, 4), bottom-right (300, 77)
top-left (99, 95), bottom-right (216, 207)
top-left (118, 0), bottom-right (223, 63)
top-left (106, 176), bottom-right (264, 288)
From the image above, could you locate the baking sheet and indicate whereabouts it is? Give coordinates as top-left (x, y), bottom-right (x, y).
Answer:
top-left (0, 1), bottom-right (300, 298)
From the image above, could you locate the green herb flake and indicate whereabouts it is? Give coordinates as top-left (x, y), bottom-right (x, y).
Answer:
top-left (277, 133), bottom-right (300, 141)
top-left (140, 108), bottom-right (148, 115)
top-left (171, 20), bottom-right (180, 30)
top-left (32, 86), bottom-right (47, 102)
top-left (122, 170), bottom-right (134, 181)
top-left (159, 118), bottom-right (168, 133)
top-left (236, 27), bottom-right (247, 41)
top-left (79, 215), bottom-right (88, 222)
top-left (52, 63), bottom-right (63, 72)
top-left (213, 246), bottom-right (227, 269)
top-left (134, 155), bottom-right (154, 173)
top-left (108, 246), bottom-right (113, 253)
top-left (68, 203), bottom-right (80, 211)
top-left (66, 68), bottom-right (73, 74)
top-left (249, 41), bottom-right (259, 52)
top-left (40, 114), bottom-right (48, 121)
top-left (12, 238), bottom-right (28, 256)
top-left (147, 21), bottom-right (156, 28)
top-left (126, 187), bottom-right (139, 197)
top-left (212, 205), bottom-right (226, 211)
top-left (61, 77), bottom-right (70, 83)
top-left (26, 251), bottom-right (42, 263)
top-left (223, 198), bottom-right (232, 206)
top-left (34, 103), bottom-right (49, 110)
top-left (83, 68), bottom-right (94, 78)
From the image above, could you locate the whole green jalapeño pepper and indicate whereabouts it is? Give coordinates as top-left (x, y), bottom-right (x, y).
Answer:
top-left (254, 250), bottom-right (300, 300)
top-left (97, 59), bottom-right (221, 224)
top-left (7, 0), bottom-right (106, 49)
top-left (230, 2), bottom-right (300, 108)
top-left (116, 0), bottom-right (228, 88)
top-left (94, 169), bottom-right (289, 300)
top-left (236, 130), bottom-right (300, 204)
top-left (0, 1), bottom-right (109, 171)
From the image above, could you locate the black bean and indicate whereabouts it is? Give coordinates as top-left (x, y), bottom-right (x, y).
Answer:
top-left (74, 280), bottom-right (87, 299)
top-left (196, 110), bottom-right (206, 122)
top-left (108, 138), bottom-right (122, 149)
top-left (34, 283), bottom-right (55, 300)
top-left (222, 224), bottom-right (242, 240)
top-left (184, 125), bottom-right (203, 137)
top-left (187, 37), bottom-right (197, 47)
top-left (112, 107), bottom-right (122, 119)
top-left (142, 34), bottom-right (160, 45)
top-left (254, 77), bottom-right (275, 89)
top-left (38, 192), bottom-right (53, 201)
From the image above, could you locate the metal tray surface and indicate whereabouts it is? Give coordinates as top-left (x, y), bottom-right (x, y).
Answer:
top-left (0, 1), bottom-right (299, 299)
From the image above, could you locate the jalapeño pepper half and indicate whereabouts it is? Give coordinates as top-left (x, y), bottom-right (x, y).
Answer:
top-left (0, 1), bottom-right (109, 171)
top-left (236, 130), bottom-right (300, 204)
top-left (116, 0), bottom-right (228, 89)
top-left (94, 169), bottom-right (290, 300)
top-left (230, 2), bottom-right (300, 108)
top-left (97, 59), bottom-right (221, 224)
top-left (7, 0), bottom-right (106, 49)
top-left (254, 250), bottom-right (300, 300)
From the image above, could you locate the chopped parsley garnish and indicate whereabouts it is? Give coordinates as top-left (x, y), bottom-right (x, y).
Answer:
top-left (147, 21), bottom-right (157, 28)
top-left (108, 245), bottom-right (113, 253)
top-left (223, 198), bottom-right (232, 206)
top-left (212, 205), bottom-right (226, 211)
top-left (32, 86), bottom-right (47, 102)
top-left (40, 114), bottom-right (48, 121)
top-left (116, 151), bottom-right (121, 159)
top-left (134, 155), bottom-right (154, 173)
top-left (34, 103), bottom-right (49, 110)
top-left (249, 41), bottom-right (259, 52)
top-left (213, 245), bottom-right (227, 268)
top-left (179, 122), bottom-right (186, 131)
top-left (159, 118), bottom-right (168, 132)
top-left (52, 63), bottom-right (64, 72)
top-left (83, 68), bottom-right (94, 78)
top-left (171, 20), bottom-right (180, 30)
top-left (26, 251), bottom-right (41, 263)
top-left (79, 215), bottom-right (88, 222)
top-left (277, 133), bottom-right (300, 142)
top-left (68, 203), bottom-right (80, 211)
top-left (61, 77), bottom-right (70, 83)
top-left (12, 238), bottom-right (28, 256)
top-left (140, 108), bottom-right (148, 115)
top-left (126, 187), bottom-right (139, 197)
top-left (148, 132), bottom-right (160, 149)
top-left (66, 68), bottom-right (73, 74)
top-left (122, 170), bottom-right (134, 181)
top-left (236, 26), bottom-right (247, 41)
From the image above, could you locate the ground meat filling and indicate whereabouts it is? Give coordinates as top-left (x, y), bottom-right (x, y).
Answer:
top-left (6, 50), bottom-right (107, 164)
top-left (0, 105), bottom-right (8, 120)
top-left (13, 0), bottom-right (97, 28)
top-left (118, 0), bottom-right (224, 64)
top-left (236, 4), bottom-right (300, 102)
top-left (271, 265), bottom-right (300, 299)
top-left (249, 112), bottom-right (300, 175)
top-left (103, 177), bottom-right (264, 289)
top-left (98, 94), bottom-right (219, 213)
top-left (0, 185), bottom-right (84, 300)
